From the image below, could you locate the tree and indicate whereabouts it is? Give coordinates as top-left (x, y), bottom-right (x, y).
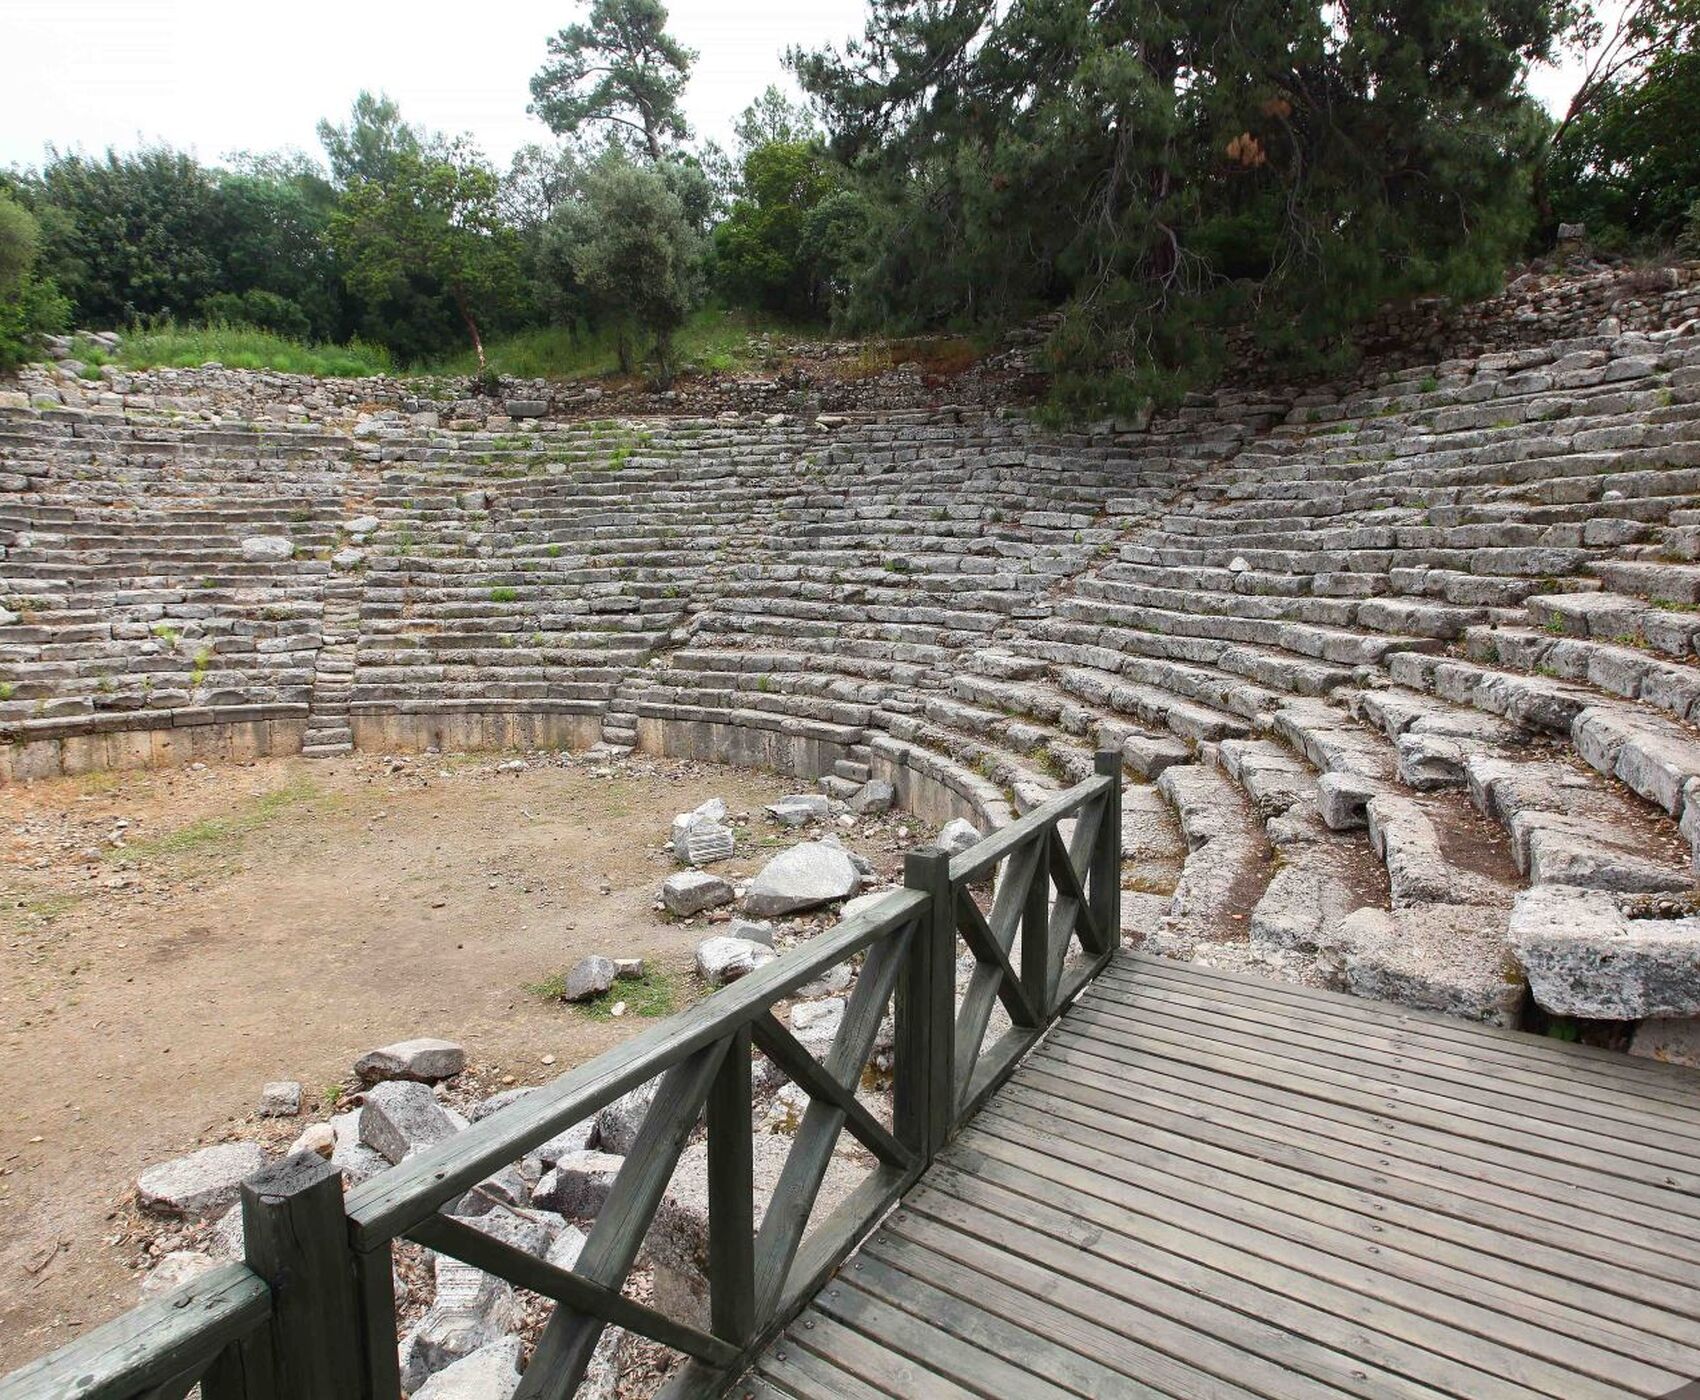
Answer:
top-left (529, 0), bottom-right (696, 160)
top-left (733, 85), bottom-right (817, 157)
top-left (791, 0), bottom-right (1559, 413)
top-left (0, 192), bottom-right (67, 371)
top-left (714, 140), bottom-right (843, 317)
top-left (553, 154), bottom-right (700, 380)
top-left (317, 91), bottom-right (421, 188)
top-left (330, 139), bottom-right (522, 367)
top-left (1544, 0), bottom-right (1700, 237)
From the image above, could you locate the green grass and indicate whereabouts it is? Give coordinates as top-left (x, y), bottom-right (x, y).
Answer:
top-left (111, 778), bottom-right (321, 861)
top-left (116, 321), bottom-right (393, 378)
top-left (525, 967), bottom-right (680, 1020)
top-left (425, 305), bottom-right (828, 381)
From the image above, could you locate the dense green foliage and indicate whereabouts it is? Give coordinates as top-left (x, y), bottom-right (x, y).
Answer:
top-left (5, 0), bottom-right (1700, 408)
top-left (552, 155), bottom-right (702, 380)
top-left (1545, 0), bottom-right (1700, 246)
top-left (112, 322), bottom-right (392, 377)
top-left (0, 192), bottom-right (67, 371)
top-left (790, 0), bottom-right (1560, 412)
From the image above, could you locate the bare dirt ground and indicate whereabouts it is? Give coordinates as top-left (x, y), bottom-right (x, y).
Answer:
top-left (0, 748), bottom-right (907, 1370)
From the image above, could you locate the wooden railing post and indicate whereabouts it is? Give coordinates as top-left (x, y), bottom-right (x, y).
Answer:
top-left (899, 846), bottom-right (955, 1160)
top-left (241, 1152), bottom-right (365, 1400)
top-left (1093, 748), bottom-right (1123, 953)
top-left (707, 1024), bottom-right (756, 1349)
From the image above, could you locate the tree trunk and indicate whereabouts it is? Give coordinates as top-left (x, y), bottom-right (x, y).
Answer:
top-left (454, 289), bottom-right (486, 369)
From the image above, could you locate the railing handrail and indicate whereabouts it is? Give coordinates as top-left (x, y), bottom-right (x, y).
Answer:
top-left (3, 757), bottom-right (1125, 1400)
top-left (0, 1262), bottom-right (270, 1400)
top-left (345, 886), bottom-right (930, 1245)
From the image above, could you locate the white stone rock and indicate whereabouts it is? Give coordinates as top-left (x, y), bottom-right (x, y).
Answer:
top-left (137, 1143), bottom-right (266, 1220)
top-left (355, 1038), bottom-right (467, 1084)
top-left (258, 1081), bottom-right (301, 1117)
top-left (766, 794), bottom-right (829, 828)
top-left (937, 818), bottom-right (984, 856)
top-left (345, 515), bottom-right (380, 536)
top-left (743, 842), bottom-right (862, 916)
top-left (359, 1081), bottom-right (460, 1165)
top-left (533, 1151), bottom-right (625, 1217)
top-left (662, 870), bottom-right (735, 916)
top-left (596, 1081), bottom-right (656, 1154)
top-left (674, 821), bottom-right (735, 866)
top-left (398, 1257), bottom-right (520, 1392)
top-left (562, 955), bottom-right (616, 1002)
top-left (240, 535), bottom-right (294, 562)
top-left (695, 935), bottom-right (776, 985)
top-left (850, 779), bottom-right (895, 815)
top-left (411, 1338), bottom-right (522, 1400)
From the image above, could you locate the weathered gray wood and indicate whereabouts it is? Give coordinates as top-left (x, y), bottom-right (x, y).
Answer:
top-left (952, 889), bottom-right (1039, 1028)
top-left (517, 1041), bottom-right (730, 1400)
top-left (201, 1324), bottom-right (277, 1400)
top-left (752, 929), bottom-right (909, 1316)
top-left (351, 1243), bottom-right (400, 1400)
top-left (953, 835), bottom-right (1040, 1109)
top-left (346, 890), bottom-right (927, 1247)
top-left (240, 1152), bottom-right (363, 1400)
top-left (899, 848), bottom-right (952, 1160)
top-left (1091, 750), bottom-right (1121, 949)
top-left (0, 1265), bottom-right (270, 1400)
top-left (410, 1213), bottom-right (738, 1366)
top-left (708, 1024), bottom-right (756, 1349)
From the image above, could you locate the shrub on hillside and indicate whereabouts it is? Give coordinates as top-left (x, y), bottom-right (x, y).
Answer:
top-left (0, 192), bottom-right (68, 372)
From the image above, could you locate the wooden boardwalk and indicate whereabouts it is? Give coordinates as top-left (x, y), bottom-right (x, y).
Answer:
top-left (739, 952), bottom-right (1700, 1400)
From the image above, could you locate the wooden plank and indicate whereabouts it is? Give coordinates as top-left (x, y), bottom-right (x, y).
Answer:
top-left (955, 836), bottom-right (1042, 1109)
top-left (1090, 750), bottom-right (1122, 949)
top-left (812, 1279), bottom-right (1092, 1399)
top-left (517, 1040), bottom-right (730, 1400)
top-left (942, 1135), bottom-right (1650, 1400)
top-left (1094, 972), bottom-right (1700, 1145)
top-left (868, 1218), bottom-right (1369, 1400)
top-left (958, 1119), bottom-right (1686, 1397)
top-left (753, 932), bottom-right (909, 1315)
top-left (781, 1309), bottom-right (983, 1400)
top-left (410, 1212), bottom-right (739, 1367)
top-left (0, 1264), bottom-right (269, 1400)
top-left (984, 1086), bottom-right (1700, 1360)
top-left (1057, 1007), bottom-right (1700, 1193)
top-left (909, 1169), bottom-right (1545, 1400)
top-left (347, 890), bottom-right (928, 1246)
top-left (1006, 1059), bottom-right (1700, 1291)
top-left (753, 1340), bottom-right (898, 1400)
top-left (1035, 1026), bottom-right (1700, 1234)
top-left (241, 1152), bottom-right (363, 1400)
top-left (953, 888), bottom-right (1040, 1028)
top-left (1115, 955), bottom-right (1700, 1101)
top-left (709, 1024), bottom-right (757, 1349)
top-left (845, 1245), bottom-right (1184, 1398)
top-left (200, 1324), bottom-right (277, 1400)
top-left (352, 1242), bottom-right (402, 1400)
top-left (900, 847), bottom-right (952, 1159)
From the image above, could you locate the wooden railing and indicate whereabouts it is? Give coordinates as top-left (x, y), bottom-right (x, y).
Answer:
top-left (1, 753), bottom-right (1122, 1400)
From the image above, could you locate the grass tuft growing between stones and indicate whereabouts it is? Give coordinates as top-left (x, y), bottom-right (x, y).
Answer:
top-left (525, 968), bottom-right (680, 1021)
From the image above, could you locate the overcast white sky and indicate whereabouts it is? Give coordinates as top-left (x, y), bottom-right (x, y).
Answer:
top-left (0, 0), bottom-right (870, 170)
top-left (2, 0), bottom-right (1583, 173)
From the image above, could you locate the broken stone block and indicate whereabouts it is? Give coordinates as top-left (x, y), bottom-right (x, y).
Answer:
top-left (1511, 885), bottom-right (1700, 1019)
top-left (766, 794), bottom-right (830, 828)
top-left (596, 1080), bottom-right (657, 1154)
top-left (258, 1081), bottom-right (302, 1117)
top-left (533, 1151), bottom-right (625, 1217)
top-left (355, 1038), bottom-right (467, 1085)
top-left (743, 842), bottom-right (862, 916)
top-left (662, 870), bottom-right (735, 916)
top-left (695, 935), bottom-right (777, 986)
top-left (850, 779), bottom-right (896, 815)
top-left (562, 955), bottom-right (616, 1002)
top-left (359, 1081), bottom-right (460, 1165)
top-left (136, 1142), bottom-right (267, 1220)
top-left (411, 1337), bottom-right (522, 1400)
top-left (398, 1257), bottom-right (520, 1392)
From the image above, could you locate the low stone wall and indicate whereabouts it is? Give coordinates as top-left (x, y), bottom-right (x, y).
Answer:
top-left (346, 704), bottom-right (603, 756)
top-left (0, 705), bottom-right (307, 782)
